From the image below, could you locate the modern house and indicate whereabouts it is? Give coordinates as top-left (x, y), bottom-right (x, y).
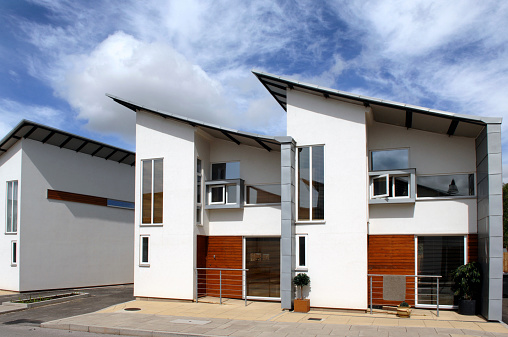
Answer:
top-left (0, 120), bottom-right (135, 292)
top-left (109, 70), bottom-right (502, 321)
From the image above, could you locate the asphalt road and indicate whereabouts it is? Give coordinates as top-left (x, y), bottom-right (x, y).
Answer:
top-left (0, 284), bottom-right (135, 337)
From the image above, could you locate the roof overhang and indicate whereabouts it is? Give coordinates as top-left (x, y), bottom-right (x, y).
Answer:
top-left (107, 94), bottom-right (281, 152)
top-left (0, 120), bottom-right (135, 166)
top-left (253, 70), bottom-right (501, 138)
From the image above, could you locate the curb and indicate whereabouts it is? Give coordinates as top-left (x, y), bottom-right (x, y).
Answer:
top-left (41, 322), bottom-right (209, 337)
top-left (0, 292), bottom-right (90, 314)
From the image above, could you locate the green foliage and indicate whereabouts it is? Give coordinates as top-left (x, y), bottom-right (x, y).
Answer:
top-left (399, 301), bottom-right (409, 307)
top-left (293, 273), bottom-right (310, 300)
top-left (503, 184), bottom-right (508, 248)
top-left (451, 262), bottom-right (481, 300)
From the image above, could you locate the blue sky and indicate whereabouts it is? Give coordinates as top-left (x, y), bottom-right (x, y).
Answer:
top-left (1, 0), bottom-right (508, 178)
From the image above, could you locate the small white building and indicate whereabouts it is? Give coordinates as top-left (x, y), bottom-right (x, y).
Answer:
top-left (0, 120), bottom-right (135, 292)
top-left (109, 70), bottom-right (503, 321)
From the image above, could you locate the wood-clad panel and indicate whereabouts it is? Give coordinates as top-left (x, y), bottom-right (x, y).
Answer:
top-left (47, 189), bottom-right (107, 207)
top-left (468, 234), bottom-right (478, 263)
top-left (196, 236), bottom-right (243, 299)
top-left (368, 235), bottom-right (415, 306)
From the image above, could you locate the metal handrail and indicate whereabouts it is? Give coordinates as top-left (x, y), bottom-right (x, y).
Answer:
top-left (368, 274), bottom-right (442, 317)
top-left (195, 267), bottom-right (249, 306)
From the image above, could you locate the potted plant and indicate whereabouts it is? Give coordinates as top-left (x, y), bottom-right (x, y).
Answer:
top-left (293, 273), bottom-right (310, 312)
top-left (452, 262), bottom-right (481, 315)
top-left (396, 301), bottom-right (411, 317)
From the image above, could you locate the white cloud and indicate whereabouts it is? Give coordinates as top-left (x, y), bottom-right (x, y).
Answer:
top-left (0, 99), bottom-right (66, 138)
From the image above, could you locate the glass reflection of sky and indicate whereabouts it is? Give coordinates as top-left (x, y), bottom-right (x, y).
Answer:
top-left (371, 149), bottom-right (408, 170)
top-left (417, 174), bottom-right (472, 196)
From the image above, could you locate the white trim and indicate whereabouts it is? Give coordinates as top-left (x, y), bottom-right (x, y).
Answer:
top-left (296, 145), bottom-right (325, 222)
top-left (5, 180), bottom-right (18, 234)
top-left (11, 240), bottom-right (17, 266)
top-left (371, 174), bottom-right (389, 198)
top-left (295, 234), bottom-right (308, 271)
top-left (209, 185), bottom-right (225, 204)
top-left (139, 235), bottom-right (150, 267)
top-left (140, 158), bottom-right (164, 225)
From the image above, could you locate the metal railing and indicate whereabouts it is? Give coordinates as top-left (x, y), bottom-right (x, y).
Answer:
top-left (195, 268), bottom-right (249, 306)
top-left (368, 274), bottom-right (442, 317)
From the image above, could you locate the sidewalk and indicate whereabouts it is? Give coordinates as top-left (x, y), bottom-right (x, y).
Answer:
top-left (41, 297), bottom-right (508, 336)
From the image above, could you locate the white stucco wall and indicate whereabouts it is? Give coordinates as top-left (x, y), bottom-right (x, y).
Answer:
top-left (19, 138), bottom-right (134, 291)
top-left (134, 112), bottom-right (196, 299)
top-left (0, 141), bottom-right (22, 291)
top-left (367, 120), bottom-right (477, 235)
top-left (287, 90), bottom-right (369, 309)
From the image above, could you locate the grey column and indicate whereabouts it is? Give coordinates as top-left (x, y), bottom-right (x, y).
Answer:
top-left (276, 136), bottom-right (296, 310)
top-left (476, 123), bottom-right (503, 321)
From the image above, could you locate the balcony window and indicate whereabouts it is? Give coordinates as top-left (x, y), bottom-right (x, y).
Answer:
top-left (371, 149), bottom-right (409, 171)
top-left (369, 169), bottom-right (415, 204)
top-left (417, 174), bottom-right (475, 198)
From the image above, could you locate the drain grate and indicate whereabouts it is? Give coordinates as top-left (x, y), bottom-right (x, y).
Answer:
top-left (308, 317), bottom-right (323, 321)
top-left (124, 308), bottom-right (141, 311)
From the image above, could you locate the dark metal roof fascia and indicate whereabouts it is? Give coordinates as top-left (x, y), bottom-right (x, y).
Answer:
top-left (106, 93), bottom-right (282, 148)
top-left (0, 120), bottom-right (135, 165)
top-left (252, 70), bottom-right (502, 126)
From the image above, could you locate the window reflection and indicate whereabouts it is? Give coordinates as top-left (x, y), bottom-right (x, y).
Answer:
top-left (417, 174), bottom-right (474, 197)
top-left (246, 184), bottom-right (281, 204)
top-left (371, 149), bottom-right (409, 171)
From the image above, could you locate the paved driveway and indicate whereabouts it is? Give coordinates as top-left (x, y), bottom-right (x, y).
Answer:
top-left (0, 284), bottom-right (134, 336)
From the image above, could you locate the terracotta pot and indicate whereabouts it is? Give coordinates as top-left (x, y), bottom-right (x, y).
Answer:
top-left (294, 299), bottom-right (310, 313)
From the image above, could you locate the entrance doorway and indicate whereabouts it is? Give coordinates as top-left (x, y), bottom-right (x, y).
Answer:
top-left (245, 237), bottom-right (280, 298)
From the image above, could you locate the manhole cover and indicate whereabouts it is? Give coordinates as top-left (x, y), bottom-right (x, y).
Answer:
top-left (124, 308), bottom-right (141, 311)
top-left (307, 317), bottom-right (322, 321)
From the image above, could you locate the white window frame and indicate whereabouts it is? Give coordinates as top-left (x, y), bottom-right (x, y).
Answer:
top-left (225, 184), bottom-right (237, 205)
top-left (139, 235), bottom-right (150, 266)
top-left (196, 158), bottom-right (202, 225)
top-left (11, 240), bottom-right (17, 266)
top-left (6, 180), bottom-right (18, 234)
top-left (371, 174), bottom-right (389, 198)
top-left (296, 145), bottom-right (326, 223)
top-left (295, 234), bottom-right (308, 271)
top-left (209, 185), bottom-right (225, 205)
top-left (141, 158), bottom-right (163, 225)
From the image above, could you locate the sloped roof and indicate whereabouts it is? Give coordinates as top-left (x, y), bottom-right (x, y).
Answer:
top-left (0, 120), bottom-right (135, 166)
top-left (253, 70), bottom-right (501, 138)
top-left (107, 94), bottom-right (282, 152)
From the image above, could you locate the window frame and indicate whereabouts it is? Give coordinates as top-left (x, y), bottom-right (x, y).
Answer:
top-left (295, 234), bottom-right (308, 271)
top-left (245, 183), bottom-right (282, 206)
top-left (416, 173), bottom-right (476, 200)
top-left (209, 185), bottom-right (225, 205)
top-left (210, 161), bottom-right (240, 180)
top-left (369, 169), bottom-right (416, 204)
top-left (141, 158), bottom-right (163, 226)
top-left (139, 235), bottom-right (150, 267)
top-left (6, 180), bottom-right (18, 234)
top-left (11, 240), bottom-right (17, 266)
top-left (370, 148), bottom-right (409, 171)
top-left (371, 174), bottom-right (389, 198)
top-left (296, 145), bottom-right (325, 223)
top-left (196, 158), bottom-right (202, 225)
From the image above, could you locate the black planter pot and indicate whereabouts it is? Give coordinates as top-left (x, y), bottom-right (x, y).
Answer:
top-left (458, 299), bottom-right (476, 315)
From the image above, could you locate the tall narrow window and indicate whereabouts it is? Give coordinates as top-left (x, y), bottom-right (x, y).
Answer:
top-left (11, 241), bottom-right (17, 266)
top-left (296, 235), bottom-right (307, 269)
top-left (196, 158), bottom-right (202, 225)
top-left (6, 181), bottom-right (18, 233)
top-left (298, 146), bottom-right (324, 221)
top-left (141, 159), bottom-right (163, 224)
top-left (140, 235), bottom-right (149, 265)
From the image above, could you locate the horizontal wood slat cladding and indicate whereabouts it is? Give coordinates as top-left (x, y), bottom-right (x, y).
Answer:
top-left (368, 235), bottom-right (415, 306)
top-left (48, 189), bottom-right (107, 206)
top-left (468, 234), bottom-right (478, 263)
top-left (196, 236), bottom-right (243, 299)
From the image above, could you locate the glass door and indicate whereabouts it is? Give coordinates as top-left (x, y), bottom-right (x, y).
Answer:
top-left (246, 237), bottom-right (280, 298)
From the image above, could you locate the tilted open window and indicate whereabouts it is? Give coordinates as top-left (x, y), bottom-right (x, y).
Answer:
top-left (369, 169), bottom-right (415, 204)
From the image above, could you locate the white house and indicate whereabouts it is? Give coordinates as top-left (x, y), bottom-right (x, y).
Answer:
top-left (109, 70), bottom-right (502, 321)
top-left (0, 120), bottom-right (135, 292)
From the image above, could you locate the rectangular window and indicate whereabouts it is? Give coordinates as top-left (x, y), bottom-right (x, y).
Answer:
top-left (371, 174), bottom-right (410, 199)
top-left (296, 235), bottom-right (307, 269)
top-left (196, 158), bottom-right (202, 225)
top-left (246, 184), bottom-right (281, 204)
top-left (298, 146), bottom-right (324, 221)
top-left (211, 162), bottom-right (240, 180)
top-left (6, 181), bottom-right (18, 233)
top-left (140, 235), bottom-right (149, 265)
top-left (417, 174), bottom-right (475, 198)
top-left (371, 149), bottom-right (409, 171)
top-left (210, 185), bottom-right (225, 204)
top-left (417, 236), bottom-right (465, 306)
top-left (11, 241), bottom-right (17, 266)
top-left (141, 159), bottom-right (163, 224)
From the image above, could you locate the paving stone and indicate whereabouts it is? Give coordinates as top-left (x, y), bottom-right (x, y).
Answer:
top-left (119, 328), bottom-right (153, 336)
top-left (68, 324), bottom-right (90, 332)
top-left (88, 326), bottom-right (121, 335)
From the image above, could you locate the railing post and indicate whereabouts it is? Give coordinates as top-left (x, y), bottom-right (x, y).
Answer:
top-left (219, 270), bottom-right (222, 305)
top-left (244, 269), bottom-right (247, 306)
top-left (195, 269), bottom-right (198, 304)
top-left (436, 277), bottom-right (439, 317)
top-left (370, 276), bottom-right (373, 314)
